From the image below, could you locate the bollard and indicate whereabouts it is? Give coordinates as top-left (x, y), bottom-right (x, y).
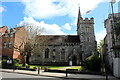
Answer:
top-left (66, 70), bottom-right (68, 77)
top-left (105, 69), bottom-right (108, 80)
top-left (38, 67), bottom-right (40, 74)
top-left (13, 66), bottom-right (15, 72)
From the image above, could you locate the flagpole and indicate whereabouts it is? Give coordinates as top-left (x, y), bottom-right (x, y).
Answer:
top-left (111, 2), bottom-right (115, 45)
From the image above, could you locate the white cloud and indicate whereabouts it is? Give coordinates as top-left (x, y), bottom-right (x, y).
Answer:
top-left (18, 17), bottom-right (66, 35)
top-left (95, 30), bottom-right (106, 44)
top-left (20, 0), bottom-right (117, 36)
top-left (62, 23), bottom-right (71, 30)
top-left (21, 0), bottom-right (108, 19)
top-left (0, 6), bottom-right (4, 13)
top-left (40, 21), bottom-right (66, 35)
top-left (21, 0), bottom-right (112, 31)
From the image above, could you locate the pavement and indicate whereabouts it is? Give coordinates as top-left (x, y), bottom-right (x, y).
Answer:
top-left (0, 68), bottom-right (119, 80)
top-left (0, 68), bottom-right (69, 78)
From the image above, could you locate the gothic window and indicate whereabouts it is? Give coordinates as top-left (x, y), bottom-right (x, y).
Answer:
top-left (73, 49), bottom-right (76, 54)
top-left (61, 48), bottom-right (65, 60)
top-left (86, 27), bottom-right (89, 33)
top-left (45, 48), bottom-right (49, 59)
top-left (53, 48), bottom-right (55, 55)
top-left (53, 56), bottom-right (55, 60)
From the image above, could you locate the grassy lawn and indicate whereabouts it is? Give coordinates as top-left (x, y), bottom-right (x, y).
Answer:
top-left (48, 66), bottom-right (68, 70)
top-left (67, 66), bottom-right (83, 70)
top-left (17, 64), bottom-right (84, 71)
top-left (48, 66), bottom-right (85, 71)
top-left (59, 66), bottom-right (84, 71)
top-left (17, 64), bottom-right (68, 70)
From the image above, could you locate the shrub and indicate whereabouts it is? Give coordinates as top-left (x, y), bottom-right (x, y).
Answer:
top-left (2, 59), bottom-right (12, 68)
top-left (84, 54), bottom-right (101, 71)
top-left (2, 59), bottom-right (7, 67)
top-left (2, 58), bottom-right (20, 68)
top-left (25, 63), bottom-right (28, 67)
top-left (12, 59), bottom-right (19, 66)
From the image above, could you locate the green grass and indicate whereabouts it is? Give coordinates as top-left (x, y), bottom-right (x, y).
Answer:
top-left (67, 66), bottom-right (83, 70)
top-left (48, 66), bottom-right (68, 70)
top-left (49, 66), bottom-right (85, 71)
top-left (17, 64), bottom-right (68, 70)
top-left (17, 64), bottom-right (85, 71)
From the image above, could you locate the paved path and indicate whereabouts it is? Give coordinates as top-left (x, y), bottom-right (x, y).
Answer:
top-left (0, 68), bottom-right (119, 80)
top-left (2, 72), bottom-right (67, 80)
top-left (56, 66), bottom-right (75, 70)
top-left (2, 72), bottom-right (54, 78)
top-left (0, 69), bottom-right (69, 78)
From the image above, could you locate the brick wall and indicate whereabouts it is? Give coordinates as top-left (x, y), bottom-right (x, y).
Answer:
top-left (1, 26), bottom-right (27, 63)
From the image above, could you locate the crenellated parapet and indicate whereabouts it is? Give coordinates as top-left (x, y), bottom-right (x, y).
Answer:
top-left (79, 17), bottom-right (94, 24)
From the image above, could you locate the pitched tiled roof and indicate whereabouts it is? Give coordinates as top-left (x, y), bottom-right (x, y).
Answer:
top-left (37, 35), bottom-right (80, 44)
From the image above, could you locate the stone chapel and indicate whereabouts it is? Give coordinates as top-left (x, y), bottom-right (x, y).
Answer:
top-left (30, 7), bottom-right (97, 66)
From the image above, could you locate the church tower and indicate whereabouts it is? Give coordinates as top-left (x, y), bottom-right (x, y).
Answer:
top-left (77, 7), bottom-right (97, 60)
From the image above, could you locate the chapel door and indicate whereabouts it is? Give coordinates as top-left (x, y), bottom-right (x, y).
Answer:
top-left (72, 55), bottom-right (77, 66)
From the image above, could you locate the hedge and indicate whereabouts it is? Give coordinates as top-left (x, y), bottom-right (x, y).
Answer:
top-left (84, 54), bottom-right (101, 71)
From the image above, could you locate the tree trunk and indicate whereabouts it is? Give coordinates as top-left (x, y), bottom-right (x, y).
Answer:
top-left (26, 55), bottom-right (29, 64)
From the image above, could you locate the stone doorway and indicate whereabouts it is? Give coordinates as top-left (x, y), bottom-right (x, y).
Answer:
top-left (72, 55), bottom-right (77, 66)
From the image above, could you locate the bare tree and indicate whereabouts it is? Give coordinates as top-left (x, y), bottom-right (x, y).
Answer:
top-left (14, 24), bottom-right (47, 65)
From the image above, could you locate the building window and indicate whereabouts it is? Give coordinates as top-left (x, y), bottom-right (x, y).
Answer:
top-left (10, 33), bottom-right (14, 37)
top-left (45, 48), bottom-right (49, 59)
top-left (116, 51), bottom-right (120, 58)
top-left (53, 48), bottom-right (56, 55)
top-left (60, 48), bottom-right (65, 60)
top-left (86, 27), bottom-right (89, 33)
top-left (87, 37), bottom-right (89, 42)
top-left (9, 42), bottom-right (12, 48)
top-left (3, 42), bottom-right (7, 48)
top-left (5, 34), bottom-right (8, 37)
top-left (53, 48), bottom-right (55, 52)
top-left (53, 56), bottom-right (55, 59)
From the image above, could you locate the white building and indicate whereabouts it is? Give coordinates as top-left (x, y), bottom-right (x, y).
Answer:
top-left (103, 13), bottom-right (120, 77)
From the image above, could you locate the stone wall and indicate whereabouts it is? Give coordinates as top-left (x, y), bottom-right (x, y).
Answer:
top-left (30, 44), bottom-right (81, 65)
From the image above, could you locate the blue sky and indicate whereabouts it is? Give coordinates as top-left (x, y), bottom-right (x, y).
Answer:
top-left (0, 0), bottom-right (120, 43)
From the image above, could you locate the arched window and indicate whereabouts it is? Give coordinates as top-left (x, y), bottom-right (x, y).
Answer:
top-left (73, 49), bottom-right (76, 54)
top-left (53, 48), bottom-right (55, 55)
top-left (86, 27), bottom-right (89, 33)
top-left (45, 48), bottom-right (49, 59)
top-left (61, 48), bottom-right (65, 60)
